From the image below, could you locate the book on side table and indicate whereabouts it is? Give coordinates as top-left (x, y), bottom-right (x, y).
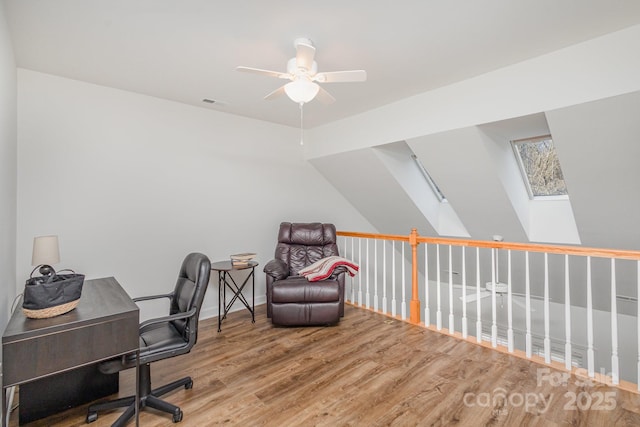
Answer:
top-left (230, 252), bottom-right (256, 267)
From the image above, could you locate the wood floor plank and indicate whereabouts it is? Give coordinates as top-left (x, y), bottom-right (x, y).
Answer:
top-left (12, 303), bottom-right (640, 426)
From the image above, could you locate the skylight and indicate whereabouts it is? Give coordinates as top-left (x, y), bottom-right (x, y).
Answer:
top-left (511, 135), bottom-right (568, 198)
top-left (410, 154), bottom-right (446, 202)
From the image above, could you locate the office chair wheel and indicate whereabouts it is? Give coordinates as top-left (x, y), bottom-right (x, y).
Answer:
top-left (185, 380), bottom-right (193, 389)
top-left (86, 411), bottom-right (98, 423)
top-left (173, 410), bottom-right (183, 423)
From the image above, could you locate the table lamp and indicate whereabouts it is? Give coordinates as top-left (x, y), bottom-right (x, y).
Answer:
top-left (31, 235), bottom-right (60, 276)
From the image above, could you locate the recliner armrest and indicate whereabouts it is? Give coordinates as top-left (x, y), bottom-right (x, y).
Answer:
top-left (329, 265), bottom-right (348, 280)
top-left (264, 259), bottom-right (289, 280)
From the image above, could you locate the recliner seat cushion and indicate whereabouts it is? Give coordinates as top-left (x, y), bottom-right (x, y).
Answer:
top-left (271, 278), bottom-right (340, 304)
top-left (271, 302), bottom-right (340, 326)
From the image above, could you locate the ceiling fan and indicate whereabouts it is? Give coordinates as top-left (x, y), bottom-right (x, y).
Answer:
top-left (461, 278), bottom-right (530, 311)
top-left (236, 37), bottom-right (367, 105)
top-left (459, 237), bottom-right (533, 311)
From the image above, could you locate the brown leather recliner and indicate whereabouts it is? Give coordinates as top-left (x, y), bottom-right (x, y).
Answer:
top-left (264, 222), bottom-right (345, 326)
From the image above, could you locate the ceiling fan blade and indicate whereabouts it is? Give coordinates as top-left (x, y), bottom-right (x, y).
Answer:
top-left (295, 41), bottom-right (316, 70)
top-left (314, 70), bottom-right (367, 83)
top-left (511, 297), bottom-right (535, 312)
top-left (460, 291), bottom-right (490, 303)
top-left (264, 85), bottom-right (286, 101)
top-left (316, 86), bottom-right (336, 105)
top-left (236, 66), bottom-right (289, 79)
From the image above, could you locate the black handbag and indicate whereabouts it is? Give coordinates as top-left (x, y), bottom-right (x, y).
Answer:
top-left (22, 268), bottom-right (85, 319)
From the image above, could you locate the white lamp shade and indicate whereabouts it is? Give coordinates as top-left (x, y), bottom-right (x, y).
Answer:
top-left (284, 79), bottom-right (319, 104)
top-left (32, 235), bottom-right (60, 266)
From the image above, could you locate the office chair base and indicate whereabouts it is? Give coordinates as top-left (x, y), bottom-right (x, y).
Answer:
top-left (86, 364), bottom-right (193, 426)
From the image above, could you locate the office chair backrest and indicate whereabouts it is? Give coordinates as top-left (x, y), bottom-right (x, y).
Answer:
top-left (274, 222), bottom-right (339, 276)
top-left (170, 252), bottom-right (211, 346)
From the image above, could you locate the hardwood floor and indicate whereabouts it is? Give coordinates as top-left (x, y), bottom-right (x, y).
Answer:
top-left (13, 304), bottom-right (640, 426)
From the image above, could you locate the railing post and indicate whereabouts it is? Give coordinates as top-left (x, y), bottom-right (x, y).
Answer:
top-left (409, 228), bottom-right (420, 324)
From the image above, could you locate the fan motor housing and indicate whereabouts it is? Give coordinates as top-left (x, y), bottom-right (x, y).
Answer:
top-left (287, 57), bottom-right (317, 75)
top-left (485, 281), bottom-right (509, 293)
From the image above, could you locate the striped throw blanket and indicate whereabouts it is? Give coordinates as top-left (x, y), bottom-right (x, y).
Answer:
top-left (299, 256), bottom-right (359, 282)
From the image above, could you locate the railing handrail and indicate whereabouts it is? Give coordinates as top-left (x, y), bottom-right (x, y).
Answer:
top-left (337, 231), bottom-right (409, 242)
top-left (337, 230), bottom-right (640, 260)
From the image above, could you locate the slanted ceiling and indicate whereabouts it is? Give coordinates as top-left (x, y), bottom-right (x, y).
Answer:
top-left (311, 91), bottom-right (640, 250)
top-left (309, 149), bottom-right (437, 236)
top-left (548, 91), bottom-right (640, 251)
top-left (310, 91), bottom-right (640, 313)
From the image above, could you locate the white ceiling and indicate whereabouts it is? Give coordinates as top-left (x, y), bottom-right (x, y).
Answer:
top-left (5, 0), bottom-right (640, 128)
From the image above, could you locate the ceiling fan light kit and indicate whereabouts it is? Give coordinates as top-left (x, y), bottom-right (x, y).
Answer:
top-left (236, 37), bottom-right (366, 105)
top-left (284, 78), bottom-right (319, 104)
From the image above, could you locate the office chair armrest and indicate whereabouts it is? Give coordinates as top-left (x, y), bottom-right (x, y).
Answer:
top-left (138, 307), bottom-right (197, 330)
top-left (133, 292), bottom-right (174, 303)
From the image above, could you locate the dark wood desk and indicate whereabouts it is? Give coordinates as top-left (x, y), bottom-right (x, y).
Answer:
top-left (2, 277), bottom-right (139, 426)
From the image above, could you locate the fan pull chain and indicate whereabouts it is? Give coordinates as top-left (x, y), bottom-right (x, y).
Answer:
top-left (299, 102), bottom-right (304, 145)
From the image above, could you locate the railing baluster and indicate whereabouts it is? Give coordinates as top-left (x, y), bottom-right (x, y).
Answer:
top-left (401, 242), bottom-right (407, 320)
top-left (491, 247), bottom-right (497, 348)
top-left (382, 241), bottom-right (387, 314)
top-left (476, 247), bottom-right (481, 343)
top-left (358, 238), bottom-right (363, 306)
top-left (436, 244), bottom-right (442, 330)
top-left (611, 258), bottom-right (619, 385)
top-left (374, 239), bottom-right (379, 312)
top-left (544, 253), bottom-right (551, 364)
top-left (525, 251), bottom-right (532, 358)
top-left (342, 237), bottom-right (349, 304)
top-left (365, 238), bottom-right (370, 309)
top-left (564, 254), bottom-right (572, 370)
top-left (461, 246), bottom-right (467, 339)
top-left (587, 256), bottom-right (595, 378)
top-left (342, 236), bottom-right (347, 259)
top-left (424, 244), bottom-right (430, 327)
top-left (351, 238), bottom-right (356, 303)
top-left (391, 241), bottom-right (396, 317)
top-left (507, 250), bottom-right (514, 353)
top-left (448, 245), bottom-right (454, 334)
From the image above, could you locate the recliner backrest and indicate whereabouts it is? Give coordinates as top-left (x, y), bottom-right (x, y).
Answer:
top-left (274, 222), bottom-right (339, 276)
top-left (170, 252), bottom-right (211, 345)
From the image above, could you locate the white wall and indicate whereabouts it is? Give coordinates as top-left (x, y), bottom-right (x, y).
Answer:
top-left (16, 69), bottom-right (374, 320)
top-left (0, 3), bottom-right (17, 331)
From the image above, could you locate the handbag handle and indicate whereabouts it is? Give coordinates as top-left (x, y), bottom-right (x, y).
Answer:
top-left (28, 266), bottom-right (77, 283)
top-left (29, 264), bottom-right (54, 278)
top-left (44, 268), bottom-right (77, 284)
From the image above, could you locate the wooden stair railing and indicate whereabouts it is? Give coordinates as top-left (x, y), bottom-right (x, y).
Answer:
top-left (337, 228), bottom-right (640, 394)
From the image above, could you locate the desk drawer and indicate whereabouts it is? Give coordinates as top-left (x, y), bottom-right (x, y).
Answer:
top-left (3, 314), bottom-right (138, 386)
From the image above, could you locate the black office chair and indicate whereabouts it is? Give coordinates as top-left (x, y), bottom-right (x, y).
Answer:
top-left (87, 252), bottom-right (211, 426)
